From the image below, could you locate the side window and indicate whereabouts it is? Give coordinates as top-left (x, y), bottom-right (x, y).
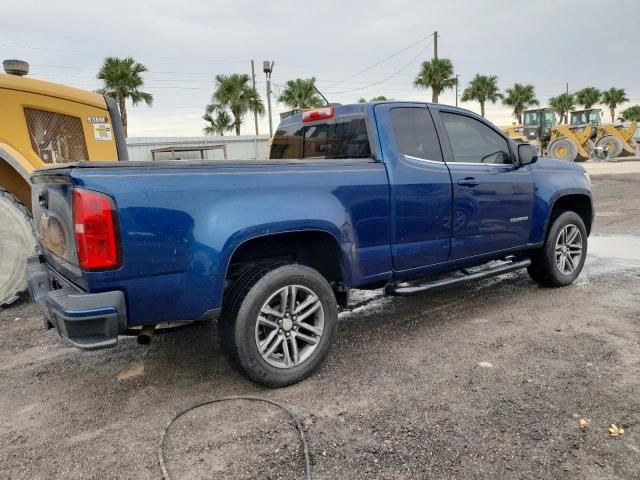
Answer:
top-left (24, 108), bottom-right (89, 164)
top-left (303, 118), bottom-right (370, 159)
top-left (390, 107), bottom-right (442, 161)
top-left (441, 112), bottom-right (512, 164)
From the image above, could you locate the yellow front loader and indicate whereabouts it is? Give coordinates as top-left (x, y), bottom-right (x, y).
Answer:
top-left (595, 122), bottom-right (638, 158)
top-left (567, 108), bottom-right (637, 159)
top-left (547, 123), bottom-right (593, 163)
top-left (0, 59), bottom-right (127, 308)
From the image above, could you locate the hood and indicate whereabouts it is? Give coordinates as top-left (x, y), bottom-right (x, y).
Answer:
top-left (531, 157), bottom-right (586, 173)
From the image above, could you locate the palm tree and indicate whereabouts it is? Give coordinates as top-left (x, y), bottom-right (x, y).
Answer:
top-left (97, 57), bottom-right (153, 137)
top-left (601, 87), bottom-right (629, 123)
top-left (278, 78), bottom-right (324, 109)
top-left (502, 83), bottom-right (539, 124)
top-left (619, 105), bottom-right (640, 122)
top-left (413, 58), bottom-right (456, 103)
top-left (575, 87), bottom-right (601, 109)
top-left (358, 96), bottom-right (389, 103)
top-left (461, 74), bottom-right (502, 117)
top-left (203, 109), bottom-right (234, 136)
top-left (549, 93), bottom-right (575, 124)
top-left (208, 74), bottom-right (264, 136)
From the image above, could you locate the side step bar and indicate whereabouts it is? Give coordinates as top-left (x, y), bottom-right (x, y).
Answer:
top-left (386, 259), bottom-right (531, 297)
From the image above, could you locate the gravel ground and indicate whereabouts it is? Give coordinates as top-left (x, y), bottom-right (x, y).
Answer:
top-left (1, 173), bottom-right (639, 480)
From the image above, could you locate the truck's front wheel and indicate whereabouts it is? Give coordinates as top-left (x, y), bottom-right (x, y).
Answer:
top-left (0, 188), bottom-right (37, 308)
top-left (527, 211), bottom-right (587, 287)
top-left (219, 263), bottom-right (337, 387)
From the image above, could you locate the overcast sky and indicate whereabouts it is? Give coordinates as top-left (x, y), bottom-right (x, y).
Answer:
top-left (2, 0), bottom-right (638, 137)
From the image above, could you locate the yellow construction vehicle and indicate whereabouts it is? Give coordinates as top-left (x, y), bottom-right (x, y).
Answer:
top-left (567, 108), bottom-right (637, 159)
top-left (504, 106), bottom-right (637, 161)
top-left (595, 121), bottom-right (638, 158)
top-left (503, 107), bottom-right (556, 152)
top-left (0, 59), bottom-right (127, 308)
top-left (547, 122), bottom-right (593, 163)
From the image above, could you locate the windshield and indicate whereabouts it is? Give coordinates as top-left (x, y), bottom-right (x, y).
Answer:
top-left (571, 110), bottom-right (600, 127)
top-left (544, 112), bottom-right (555, 128)
top-left (571, 112), bottom-right (588, 126)
top-left (523, 111), bottom-right (540, 126)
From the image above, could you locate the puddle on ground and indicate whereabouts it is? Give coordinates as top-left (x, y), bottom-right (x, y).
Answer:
top-left (588, 235), bottom-right (640, 261)
top-left (340, 235), bottom-right (640, 317)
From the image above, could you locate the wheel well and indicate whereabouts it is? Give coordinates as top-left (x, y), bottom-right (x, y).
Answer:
top-left (551, 194), bottom-right (593, 234)
top-left (0, 157), bottom-right (32, 213)
top-left (226, 230), bottom-right (345, 298)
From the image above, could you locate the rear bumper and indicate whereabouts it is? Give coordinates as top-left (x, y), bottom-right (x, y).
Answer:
top-left (27, 256), bottom-right (127, 350)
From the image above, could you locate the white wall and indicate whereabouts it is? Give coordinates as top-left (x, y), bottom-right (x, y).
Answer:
top-left (126, 135), bottom-right (271, 162)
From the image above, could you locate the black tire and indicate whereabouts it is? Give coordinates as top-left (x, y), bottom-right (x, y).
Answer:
top-left (0, 188), bottom-right (37, 309)
top-left (219, 263), bottom-right (337, 387)
top-left (528, 211), bottom-right (587, 287)
top-left (548, 138), bottom-right (578, 162)
top-left (596, 135), bottom-right (623, 159)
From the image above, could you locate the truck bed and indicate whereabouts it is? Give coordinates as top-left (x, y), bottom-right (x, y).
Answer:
top-left (32, 158), bottom-right (379, 172)
top-left (31, 157), bottom-right (392, 326)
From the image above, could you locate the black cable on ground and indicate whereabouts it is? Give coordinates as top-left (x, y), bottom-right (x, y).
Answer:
top-left (159, 395), bottom-right (312, 480)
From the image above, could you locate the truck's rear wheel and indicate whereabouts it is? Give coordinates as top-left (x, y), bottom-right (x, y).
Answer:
top-left (528, 211), bottom-right (587, 287)
top-left (0, 188), bottom-right (37, 309)
top-left (219, 263), bottom-right (337, 387)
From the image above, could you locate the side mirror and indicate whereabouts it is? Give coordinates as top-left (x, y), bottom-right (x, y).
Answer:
top-left (517, 143), bottom-right (538, 166)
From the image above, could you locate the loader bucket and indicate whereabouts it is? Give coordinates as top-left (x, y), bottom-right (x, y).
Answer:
top-left (548, 124), bottom-right (592, 161)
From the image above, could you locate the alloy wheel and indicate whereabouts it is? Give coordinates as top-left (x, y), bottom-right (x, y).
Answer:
top-left (555, 224), bottom-right (583, 275)
top-left (255, 285), bottom-right (325, 368)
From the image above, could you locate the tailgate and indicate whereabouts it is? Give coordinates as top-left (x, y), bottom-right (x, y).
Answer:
top-left (31, 170), bottom-right (84, 286)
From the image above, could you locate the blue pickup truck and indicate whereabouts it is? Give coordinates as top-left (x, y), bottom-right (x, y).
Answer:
top-left (27, 102), bottom-right (593, 387)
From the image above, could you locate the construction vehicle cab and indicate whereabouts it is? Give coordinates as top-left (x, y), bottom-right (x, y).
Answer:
top-left (0, 60), bottom-right (126, 308)
top-left (523, 108), bottom-right (556, 142)
top-left (570, 109), bottom-right (602, 129)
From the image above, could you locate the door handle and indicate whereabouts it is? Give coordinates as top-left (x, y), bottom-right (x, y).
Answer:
top-left (457, 177), bottom-right (479, 187)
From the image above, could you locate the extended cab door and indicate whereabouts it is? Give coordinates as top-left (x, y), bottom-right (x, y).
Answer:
top-left (432, 107), bottom-right (535, 259)
top-left (374, 103), bottom-right (452, 272)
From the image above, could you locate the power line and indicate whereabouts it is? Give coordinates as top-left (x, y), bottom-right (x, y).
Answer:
top-left (326, 39), bottom-right (433, 95)
top-left (4, 44), bottom-right (424, 74)
top-left (325, 32), bottom-right (434, 89)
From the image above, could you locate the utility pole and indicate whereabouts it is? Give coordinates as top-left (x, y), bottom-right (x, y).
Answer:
top-left (434, 31), bottom-right (438, 59)
top-left (455, 74), bottom-right (459, 107)
top-left (263, 61), bottom-right (274, 137)
top-left (566, 82), bottom-right (569, 95)
top-left (251, 60), bottom-right (259, 135)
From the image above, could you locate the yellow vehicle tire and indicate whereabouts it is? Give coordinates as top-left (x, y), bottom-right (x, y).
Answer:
top-left (0, 188), bottom-right (37, 309)
top-left (596, 135), bottom-right (623, 159)
top-left (548, 138), bottom-right (578, 162)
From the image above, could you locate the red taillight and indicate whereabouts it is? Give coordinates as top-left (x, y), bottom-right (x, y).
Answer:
top-left (302, 107), bottom-right (334, 123)
top-left (72, 189), bottom-right (121, 270)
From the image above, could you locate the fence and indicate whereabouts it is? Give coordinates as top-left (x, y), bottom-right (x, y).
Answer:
top-left (126, 135), bottom-right (271, 161)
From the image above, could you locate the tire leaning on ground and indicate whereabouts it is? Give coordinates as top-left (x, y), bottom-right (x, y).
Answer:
top-left (596, 135), bottom-right (623, 159)
top-left (527, 211), bottom-right (587, 287)
top-left (219, 263), bottom-right (338, 387)
top-left (548, 138), bottom-right (578, 162)
top-left (0, 188), bottom-right (37, 308)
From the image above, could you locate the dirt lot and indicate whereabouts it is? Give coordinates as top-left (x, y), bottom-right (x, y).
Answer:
top-left (1, 172), bottom-right (639, 480)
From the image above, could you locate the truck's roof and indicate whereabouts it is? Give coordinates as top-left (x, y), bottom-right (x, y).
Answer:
top-left (278, 103), bottom-right (367, 128)
top-left (0, 74), bottom-right (107, 109)
top-left (277, 101), bottom-right (481, 129)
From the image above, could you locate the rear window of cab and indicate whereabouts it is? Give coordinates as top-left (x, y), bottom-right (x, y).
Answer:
top-left (270, 117), bottom-right (371, 160)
